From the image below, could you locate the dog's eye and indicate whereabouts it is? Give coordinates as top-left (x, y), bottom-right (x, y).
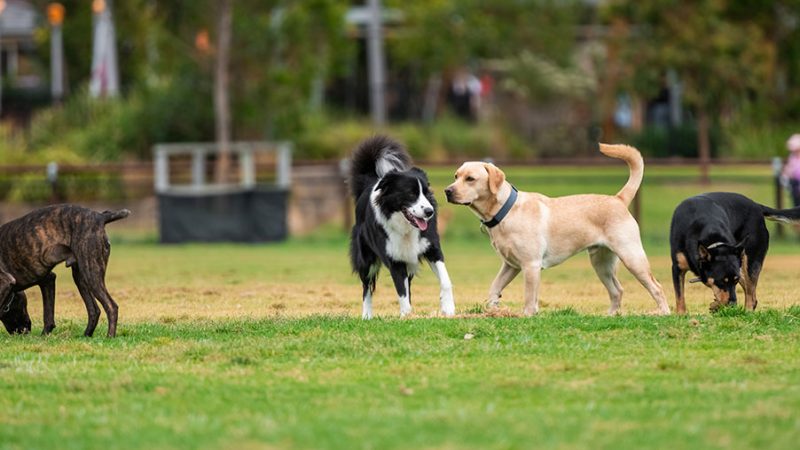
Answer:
top-left (466, 176), bottom-right (475, 182)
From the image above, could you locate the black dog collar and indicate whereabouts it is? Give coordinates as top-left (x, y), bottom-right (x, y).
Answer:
top-left (481, 186), bottom-right (518, 228)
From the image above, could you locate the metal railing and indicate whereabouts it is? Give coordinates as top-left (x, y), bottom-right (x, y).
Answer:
top-left (152, 141), bottom-right (292, 194)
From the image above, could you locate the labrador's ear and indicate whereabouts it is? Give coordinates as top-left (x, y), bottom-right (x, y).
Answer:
top-left (698, 244), bottom-right (711, 262)
top-left (483, 163), bottom-right (506, 195)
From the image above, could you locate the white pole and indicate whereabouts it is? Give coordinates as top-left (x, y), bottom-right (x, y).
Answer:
top-left (51, 25), bottom-right (64, 102)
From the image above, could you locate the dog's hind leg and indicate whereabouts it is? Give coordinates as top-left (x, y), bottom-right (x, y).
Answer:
top-left (739, 253), bottom-right (762, 311)
top-left (589, 247), bottom-right (623, 315)
top-left (610, 238), bottom-right (670, 315)
top-left (389, 263), bottom-right (412, 317)
top-left (72, 266), bottom-right (101, 336)
top-left (74, 238), bottom-right (119, 337)
top-left (39, 273), bottom-right (57, 335)
top-left (487, 262), bottom-right (520, 309)
top-left (360, 264), bottom-right (379, 320)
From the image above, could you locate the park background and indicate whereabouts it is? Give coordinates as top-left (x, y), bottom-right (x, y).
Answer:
top-left (1, 1), bottom-right (800, 450)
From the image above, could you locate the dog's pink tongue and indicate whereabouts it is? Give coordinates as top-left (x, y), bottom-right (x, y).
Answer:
top-left (415, 217), bottom-right (428, 231)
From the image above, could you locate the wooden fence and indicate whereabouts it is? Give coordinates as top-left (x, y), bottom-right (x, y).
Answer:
top-left (0, 158), bottom-right (789, 235)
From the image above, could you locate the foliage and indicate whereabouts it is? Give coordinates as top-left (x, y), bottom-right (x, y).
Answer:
top-left (1, 172), bottom-right (125, 203)
top-left (27, 78), bottom-right (213, 161)
top-left (388, 0), bottom-right (583, 75)
top-left (628, 124), bottom-right (722, 158)
top-left (294, 114), bottom-right (530, 161)
top-left (500, 50), bottom-right (597, 102)
top-left (723, 121), bottom-right (800, 159)
top-left (604, 1), bottom-right (776, 113)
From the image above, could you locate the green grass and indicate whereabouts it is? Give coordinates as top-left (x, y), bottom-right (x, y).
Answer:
top-left (2, 162), bottom-right (800, 449)
top-left (2, 313), bottom-right (800, 450)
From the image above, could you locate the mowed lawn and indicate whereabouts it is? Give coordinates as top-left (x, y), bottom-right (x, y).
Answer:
top-left (2, 163), bottom-right (800, 449)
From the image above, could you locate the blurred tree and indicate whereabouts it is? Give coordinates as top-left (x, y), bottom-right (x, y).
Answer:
top-left (387, 0), bottom-right (584, 121)
top-left (27, 0), bottom-right (352, 159)
top-left (605, 0), bottom-right (776, 182)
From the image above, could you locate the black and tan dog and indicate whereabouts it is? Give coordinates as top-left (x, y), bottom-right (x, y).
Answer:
top-left (670, 192), bottom-right (800, 313)
top-left (0, 205), bottom-right (129, 337)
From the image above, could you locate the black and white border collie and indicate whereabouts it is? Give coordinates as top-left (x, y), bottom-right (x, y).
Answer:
top-left (348, 136), bottom-right (455, 319)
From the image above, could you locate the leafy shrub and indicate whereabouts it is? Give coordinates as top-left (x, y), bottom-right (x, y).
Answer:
top-left (724, 122), bottom-right (799, 159)
top-left (294, 113), bottom-right (532, 161)
top-left (628, 124), bottom-right (721, 158)
top-left (4, 173), bottom-right (126, 203)
top-left (27, 78), bottom-right (213, 162)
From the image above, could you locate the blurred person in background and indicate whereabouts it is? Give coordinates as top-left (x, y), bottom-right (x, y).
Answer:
top-left (782, 134), bottom-right (800, 207)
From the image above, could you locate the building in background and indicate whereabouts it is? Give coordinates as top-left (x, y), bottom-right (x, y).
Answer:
top-left (0, 0), bottom-right (47, 126)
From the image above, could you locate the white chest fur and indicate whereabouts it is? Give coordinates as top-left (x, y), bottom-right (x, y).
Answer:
top-left (384, 214), bottom-right (431, 265)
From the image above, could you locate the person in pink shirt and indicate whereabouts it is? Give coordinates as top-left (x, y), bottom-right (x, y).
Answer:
top-left (783, 134), bottom-right (800, 207)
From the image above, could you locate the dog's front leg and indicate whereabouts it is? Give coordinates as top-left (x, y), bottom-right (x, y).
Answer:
top-left (39, 273), bottom-right (57, 335)
top-left (522, 263), bottom-right (542, 316)
top-left (487, 262), bottom-right (520, 308)
top-left (428, 260), bottom-right (455, 316)
top-left (672, 264), bottom-right (687, 314)
top-left (389, 263), bottom-right (412, 317)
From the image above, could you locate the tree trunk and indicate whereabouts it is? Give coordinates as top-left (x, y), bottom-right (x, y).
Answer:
top-left (697, 107), bottom-right (711, 185)
top-left (214, 0), bottom-right (233, 184)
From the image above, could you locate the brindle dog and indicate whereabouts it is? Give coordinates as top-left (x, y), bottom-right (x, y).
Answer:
top-left (0, 205), bottom-right (129, 337)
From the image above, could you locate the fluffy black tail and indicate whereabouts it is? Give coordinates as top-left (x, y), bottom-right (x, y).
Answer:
top-left (761, 205), bottom-right (800, 223)
top-left (348, 135), bottom-right (412, 198)
top-left (101, 209), bottom-right (131, 224)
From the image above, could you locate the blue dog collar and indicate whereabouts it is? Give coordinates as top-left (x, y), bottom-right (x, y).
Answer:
top-left (481, 186), bottom-right (518, 228)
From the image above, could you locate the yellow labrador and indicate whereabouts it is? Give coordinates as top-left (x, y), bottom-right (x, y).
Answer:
top-left (445, 144), bottom-right (670, 316)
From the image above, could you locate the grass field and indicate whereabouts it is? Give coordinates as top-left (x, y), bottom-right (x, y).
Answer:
top-left (2, 163), bottom-right (800, 449)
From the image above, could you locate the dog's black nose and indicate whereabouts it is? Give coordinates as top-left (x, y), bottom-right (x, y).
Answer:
top-left (444, 188), bottom-right (453, 199)
top-left (423, 207), bottom-right (434, 218)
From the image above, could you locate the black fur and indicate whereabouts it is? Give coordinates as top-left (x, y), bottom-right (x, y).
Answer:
top-left (348, 136), bottom-right (447, 316)
top-left (669, 192), bottom-right (800, 312)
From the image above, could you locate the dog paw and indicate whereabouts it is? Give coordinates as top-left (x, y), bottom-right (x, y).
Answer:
top-left (522, 307), bottom-right (539, 317)
top-left (440, 301), bottom-right (456, 317)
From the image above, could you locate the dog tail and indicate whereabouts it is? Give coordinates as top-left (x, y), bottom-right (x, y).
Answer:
top-left (348, 135), bottom-right (412, 198)
top-left (761, 205), bottom-right (800, 223)
top-left (599, 143), bottom-right (644, 207)
top-left (101, 209), bottom-right (131, 224)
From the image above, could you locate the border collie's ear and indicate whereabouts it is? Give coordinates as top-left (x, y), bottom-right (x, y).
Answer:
top-left (483, 163), bottom-right (505, 195)
top-left (375, 173), bottom-right (394, 192)
top-left (408, 167), bottom-right (430, 185)
top-left (698, 244), bottom-right (711, 262)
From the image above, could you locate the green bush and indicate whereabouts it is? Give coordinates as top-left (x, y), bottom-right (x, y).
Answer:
top-left (4, 172), bottom-right (126, 203)
top-left (294, 113), bottom-right (532, 161)
top-left (724, 122), bottom-right (799, 159)
top-left (628, 124), bottom-right (721, 158)
top-left (26, 78), bottom-right (213, 162)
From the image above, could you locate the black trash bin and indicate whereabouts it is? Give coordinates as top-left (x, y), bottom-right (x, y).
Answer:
top-left (158, 187), bottom-right (289, 243)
